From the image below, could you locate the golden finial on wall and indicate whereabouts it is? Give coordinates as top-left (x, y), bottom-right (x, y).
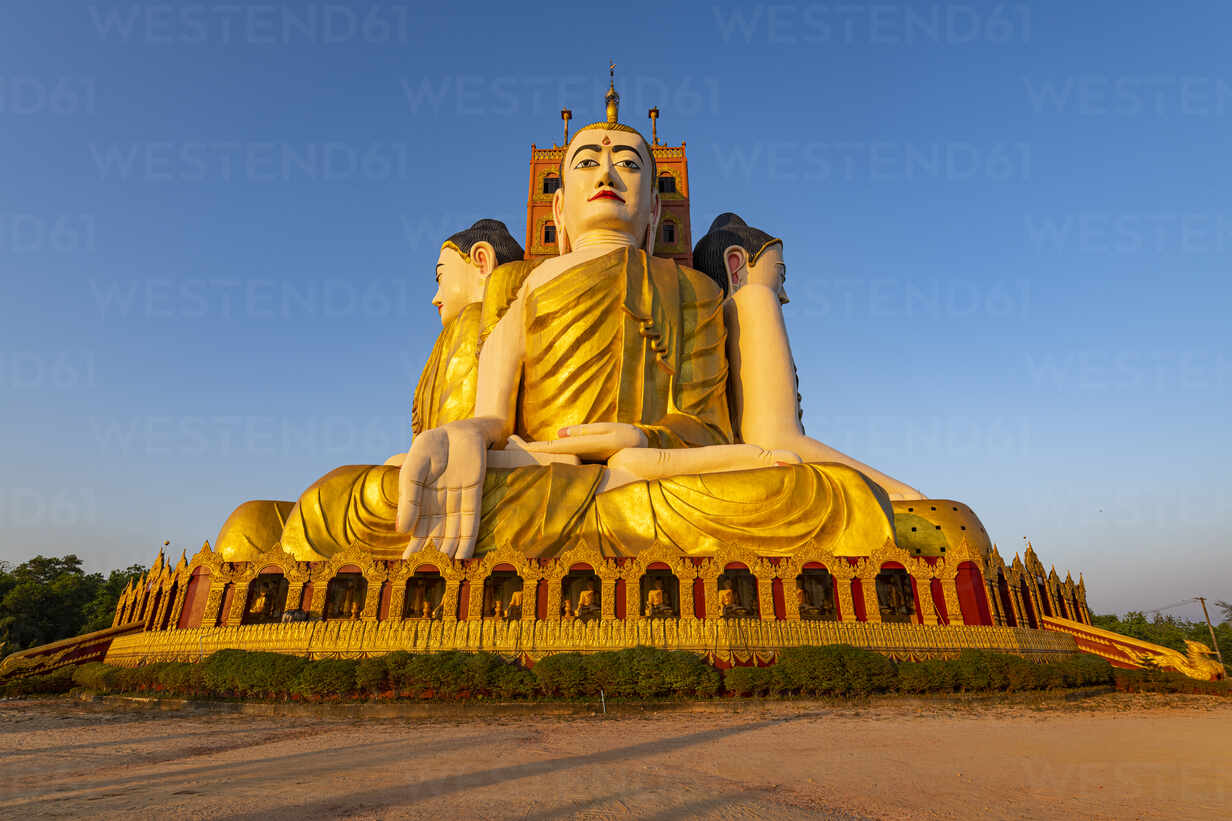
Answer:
top-left (648, 106), bottom-right (659, 145)
top-left (561, 108), bottom-right (572, 145)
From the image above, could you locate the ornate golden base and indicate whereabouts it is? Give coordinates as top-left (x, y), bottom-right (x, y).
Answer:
top-left (104, 620), bottom-right (1078, 668)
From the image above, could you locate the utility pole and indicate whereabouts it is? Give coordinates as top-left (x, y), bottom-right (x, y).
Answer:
top-left (1196, 597), bottom-right (1224, 666)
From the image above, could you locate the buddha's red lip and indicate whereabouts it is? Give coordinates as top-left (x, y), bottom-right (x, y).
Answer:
top-left (588, 190), bottom-right (624, 202)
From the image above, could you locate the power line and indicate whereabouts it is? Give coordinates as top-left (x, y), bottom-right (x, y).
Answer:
top-left (1142, 598), bottom-right (1198, 615)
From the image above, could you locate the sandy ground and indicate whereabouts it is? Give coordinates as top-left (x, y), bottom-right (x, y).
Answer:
top-left (0, 694), bottom-right (1227, 820)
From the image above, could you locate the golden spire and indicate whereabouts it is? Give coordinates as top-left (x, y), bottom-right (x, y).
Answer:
top-left (605, 60), bottom-right (620, 125)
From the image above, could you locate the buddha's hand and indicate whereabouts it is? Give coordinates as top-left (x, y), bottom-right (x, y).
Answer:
top-left (396, 419), bottom-right (488, 560)
top-left (523, 422), bottom-right (648, 462)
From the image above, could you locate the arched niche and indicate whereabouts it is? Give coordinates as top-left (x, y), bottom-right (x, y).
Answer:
top-left (794, 563), bottom-right (837, 621)
top-left (403, 565), bottom-right (445, 620)
top-left (324, 570), bottom-right (367, 621)
top-left (874, 563), bottom-right (915, 623)
top-left (639, 562), bottom-right (680, 619)
top-left (242, 568), bottom-right (289, 625)
top-left (717, 563), bottom-right (758, 619)
top-left (561, 563), bottom-right (600, 621)
top-left (483, 565), bottom-right (525, 620)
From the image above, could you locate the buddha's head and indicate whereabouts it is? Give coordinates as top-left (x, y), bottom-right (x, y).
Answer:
top-left (553, 123), bottom-right (659, 253)
top-left (692, 213), bottom-right (788, 303)
top-left (433, 219), bottom-right (524, 325)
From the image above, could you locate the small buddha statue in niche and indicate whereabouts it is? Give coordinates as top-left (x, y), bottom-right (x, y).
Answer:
top-left (562, 599), bottom-right (573, 619)
top-left (493, 599), bottom-right (504, 619)
top-left (575, 582), bottom-right (600, 621)
top-left (797, 580), bottom-right (826, 620)
top-left (507, 589), bottom-right (523, 620)
top-left (644, 580), bottom-right (674, 618)
top-left (420, 600), bottom-right (432, 619)
top-left (350, 600), bottom-right (361, 620)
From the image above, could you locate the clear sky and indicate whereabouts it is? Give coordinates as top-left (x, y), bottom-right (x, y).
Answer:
top-left (1, 1), bottom-right (1228, 621)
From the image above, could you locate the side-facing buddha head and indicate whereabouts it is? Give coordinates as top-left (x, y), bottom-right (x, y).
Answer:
top-left (553, 123), bottom-right (660, 254)
top-left (692, 213), bottom-right (788, 304)
top-left (433, 219), bottom-right (524, 325)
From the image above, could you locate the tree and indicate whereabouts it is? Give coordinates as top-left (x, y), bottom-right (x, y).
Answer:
top-left (81, 564), bottom-right (146, 632)
top-left (1216, 600), bottom-right (1231, 625)
top-left (0, 555), bottom-right (147, 658)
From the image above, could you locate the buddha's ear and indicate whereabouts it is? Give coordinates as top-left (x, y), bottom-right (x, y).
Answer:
top-left (723, 244), bottom-right (748, 291)
top-left (470, 241), bottom-right (496, 277)
top-left (552, 188), bottom-right (570, 254)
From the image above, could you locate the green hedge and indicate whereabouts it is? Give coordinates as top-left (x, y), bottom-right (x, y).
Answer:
top-left (7, 646), bottom-right (1229, 702)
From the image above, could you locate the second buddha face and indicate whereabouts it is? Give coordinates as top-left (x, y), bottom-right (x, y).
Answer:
top-left (744, 243), bottom-right (789, 304)
top-left (555, 128), bottom-right (658, 248)
top-left (432, 245), bottom-right (485, 326)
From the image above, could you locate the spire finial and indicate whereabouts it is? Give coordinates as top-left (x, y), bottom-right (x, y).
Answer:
top-left (604, 61), bottom-right (620, 125)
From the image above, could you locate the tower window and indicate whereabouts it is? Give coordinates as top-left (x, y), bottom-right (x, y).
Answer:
top-left (542, 175), bottom-right (561, 194)
top-left (543, 223), bottom-right (556, 244)
top-left (657, 175), bottom-right (676, 194)
top-left (661, 222), bottom-right (675, 244)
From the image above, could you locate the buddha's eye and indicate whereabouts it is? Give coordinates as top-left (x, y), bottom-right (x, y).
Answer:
top-left (573, 158), bottom-right (599, 169)
top-left (615, 159), bottom-right (641, 170)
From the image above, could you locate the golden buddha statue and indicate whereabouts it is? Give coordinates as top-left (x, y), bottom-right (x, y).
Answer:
top-left (387, 81), bottom-right (897, 561)
top-left (215, 76), bottom-right (900, 565)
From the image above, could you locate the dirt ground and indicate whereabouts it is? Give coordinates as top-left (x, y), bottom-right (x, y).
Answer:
top-left (0, 693), bottom-right (1227, 820)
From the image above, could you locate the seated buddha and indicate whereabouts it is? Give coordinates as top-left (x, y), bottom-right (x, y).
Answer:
top-left (388, 84), bottom-right (898, 561)
top-left (219, 81), bottom-right (899, 565)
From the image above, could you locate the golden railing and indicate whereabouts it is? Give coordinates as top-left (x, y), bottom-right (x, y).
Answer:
top-left (104, 619), bottom-right (1077, 667)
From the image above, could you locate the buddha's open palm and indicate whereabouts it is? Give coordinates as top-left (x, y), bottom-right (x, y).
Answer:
top-left (397, 420), bottom-right (487, 559)
top-left (523, 422), bottom-right (647, 462)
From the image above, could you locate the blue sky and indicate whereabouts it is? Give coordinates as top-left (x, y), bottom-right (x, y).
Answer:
top-left (1, 1), bottom-right (1229, 620)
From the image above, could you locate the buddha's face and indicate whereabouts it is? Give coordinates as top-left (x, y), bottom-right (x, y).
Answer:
top-left (745, 243), bottom-right (789, 304)
top-left (555, 128), bottom-right (659, 247)
top-left (432, 245), bottom-right (484, 326)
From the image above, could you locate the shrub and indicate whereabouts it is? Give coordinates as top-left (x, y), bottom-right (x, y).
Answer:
top-left (533, 652), bottom-right (589, 698)
top-left (73, 661), bottom-right (118, 692)
top-left (776, 645), bottom-right (895, 696)
top-left (724, 665), bottom-right (777, 697)
top-left (292, 659), bottom-right (357, 698)
top-left (201, 650), bottom-right (307, 699)
top-left (896, 659), bottom-right (958, 693)
top-left (355, 657), bottom-right (388, 694)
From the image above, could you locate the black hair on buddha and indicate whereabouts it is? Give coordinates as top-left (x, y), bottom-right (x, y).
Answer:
top-left (442, 219), bottom-right (524, 266)
top-left (691, 212), bottom-right (781, 297)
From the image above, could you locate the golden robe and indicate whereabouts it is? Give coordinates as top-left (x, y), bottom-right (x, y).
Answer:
top-left (410, 301), bottom-right (481, 436)
top-left (273, 248), bottom-right (895, 561)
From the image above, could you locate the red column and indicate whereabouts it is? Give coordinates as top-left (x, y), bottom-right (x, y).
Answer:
top-left (851, 579), bottom-right (867, 622)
